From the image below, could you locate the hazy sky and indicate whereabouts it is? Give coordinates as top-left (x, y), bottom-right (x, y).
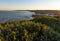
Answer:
top-left (0, 0), bottom-right (60, 10)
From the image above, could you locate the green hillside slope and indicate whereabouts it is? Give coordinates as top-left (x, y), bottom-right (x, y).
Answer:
top-left (0, 16), bottom-right (60, 41)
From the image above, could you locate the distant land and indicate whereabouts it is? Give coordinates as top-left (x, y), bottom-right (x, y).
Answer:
top-left (16, 10), bottom-right (60, 16)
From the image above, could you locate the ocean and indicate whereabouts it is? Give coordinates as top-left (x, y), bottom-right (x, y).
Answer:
top-left (0, 11), bottom-right (35, 22)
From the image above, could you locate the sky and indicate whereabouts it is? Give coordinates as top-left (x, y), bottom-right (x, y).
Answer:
top-left (0, 0), bottom-right (60, 10)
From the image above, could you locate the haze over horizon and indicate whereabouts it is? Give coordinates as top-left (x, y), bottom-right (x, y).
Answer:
top-left (0, 0), bottom-right (60, 10)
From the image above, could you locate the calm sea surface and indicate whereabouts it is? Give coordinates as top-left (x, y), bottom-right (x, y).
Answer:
top-left (0, 11), bottom-right (35, 22)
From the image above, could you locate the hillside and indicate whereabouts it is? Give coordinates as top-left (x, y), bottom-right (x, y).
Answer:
top-left (0, 16), bottom-right (60, 41)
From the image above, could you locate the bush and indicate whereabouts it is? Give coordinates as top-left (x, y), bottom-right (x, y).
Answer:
top-left (0, 16), bottom-right (60, 41)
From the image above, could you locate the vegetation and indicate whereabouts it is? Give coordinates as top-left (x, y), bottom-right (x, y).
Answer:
top-left (33, 16), bottom-right (60, 32)
top-left (0, 16), bottom-right (60, 41)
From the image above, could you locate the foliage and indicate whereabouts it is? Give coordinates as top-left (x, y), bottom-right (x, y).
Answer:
top-left (0, 16), bottom-right (60, 41)
top-left (33, 16), bottom-right (60, 33)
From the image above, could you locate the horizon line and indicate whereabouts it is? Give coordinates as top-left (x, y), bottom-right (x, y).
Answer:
top-left (0, 8), bottom-right (60, 10)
